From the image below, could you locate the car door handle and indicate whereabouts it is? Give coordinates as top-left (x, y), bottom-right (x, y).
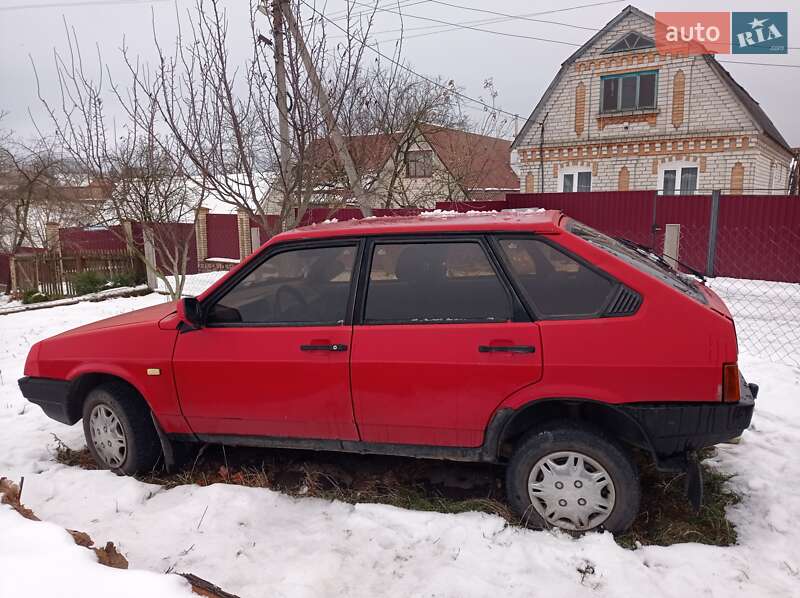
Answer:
top-left (300, 344), bottom-right (348, 352)
top-left (478, 345), bottom-right (535, 354)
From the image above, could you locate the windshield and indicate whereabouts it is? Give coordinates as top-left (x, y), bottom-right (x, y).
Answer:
top-left (566, 220), bottom-right (707, 304)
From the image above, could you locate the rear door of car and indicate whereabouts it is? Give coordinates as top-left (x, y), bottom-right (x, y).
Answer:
top-left (349, 235), bottom-right (543, 447)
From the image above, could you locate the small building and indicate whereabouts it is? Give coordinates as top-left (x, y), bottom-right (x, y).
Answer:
top-left (512, 5), bottom-right (794, 195)
top-left (310, 124), bottom-right (520, 207)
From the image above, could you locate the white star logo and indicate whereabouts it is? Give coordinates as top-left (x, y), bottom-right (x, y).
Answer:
top-left (748, 17), bottom-right (768, 29)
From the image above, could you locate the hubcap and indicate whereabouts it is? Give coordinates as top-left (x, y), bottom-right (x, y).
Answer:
top-left (88, 404), bottom-right (127, 468)
top-left (527, 450), bottom-right (615, 531)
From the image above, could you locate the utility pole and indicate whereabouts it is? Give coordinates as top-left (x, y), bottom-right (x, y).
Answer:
top-left (272, 0), bottom-right (291, 199)
top-left (279, 2), bottom-right (372, 216)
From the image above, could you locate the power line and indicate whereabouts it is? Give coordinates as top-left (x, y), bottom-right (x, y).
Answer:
top-left (0, 0), bottom-right (166, 11)
top-left (426, 0), bottom-right (604, 31)
top-left (717, 59), bottom-right (800, 69)
top-left (326, 0), bottom-right (428, 21)
top-left (341, 0), bottom-right (589, 47)
top-left (299, 0), bottom-right (520, 118)
top-left (333, 0), bottom-right (618, 39)
top-left (331, 3), bottom-right (609, 42)
top-left (349, 0), bottom-right (800, 66)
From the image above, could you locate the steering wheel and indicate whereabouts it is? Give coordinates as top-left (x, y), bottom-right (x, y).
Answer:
top-left (275, 285), bottom-right (310, 319)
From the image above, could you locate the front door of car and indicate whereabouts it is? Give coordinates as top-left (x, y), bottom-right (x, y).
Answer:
top-left (350, 238), bottom-right (543, 447)
top-left (172, 241), bottom-right (361, 440)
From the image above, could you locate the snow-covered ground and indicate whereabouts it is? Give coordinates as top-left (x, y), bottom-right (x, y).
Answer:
top-left (0, 505), bottom-right (193, 597)
top-left (1, 292), bottom-right (800, 597)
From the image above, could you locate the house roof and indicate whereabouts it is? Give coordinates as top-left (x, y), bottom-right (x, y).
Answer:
top-left (309, 125), bottom-right (519, 193)
top-left (702, 56), bottom-right (791, 151)
top-left (511, 5), bottom-right (792, 153)
top-left (419, 125), bottom-right (520, 191)
top-left (307, 132), bottom-right (404, 179)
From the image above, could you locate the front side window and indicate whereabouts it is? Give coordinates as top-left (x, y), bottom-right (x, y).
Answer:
top-left (498, 238), bottom-right (615, 318)
top-left (364, 241), bottom-right (511, 323)
top-left (207, 244), bottom-right (357, 325)
top-left (601, 71), bottom-right (657, 113)
top-left (406, 150), bottom-right (433, 178)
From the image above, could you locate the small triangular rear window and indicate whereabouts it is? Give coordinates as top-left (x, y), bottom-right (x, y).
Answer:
top-left (603, 31), bottom-right (655, 53)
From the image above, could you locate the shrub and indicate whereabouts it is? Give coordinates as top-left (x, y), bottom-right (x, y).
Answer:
top-left (109, 270), bottom-right (140, 288)
top-left (21, 290), bottom-right (60, 304)
top-left (72, 269), bottom-right (142, 297)
top-left (72, 271), bottom-right (107, 296)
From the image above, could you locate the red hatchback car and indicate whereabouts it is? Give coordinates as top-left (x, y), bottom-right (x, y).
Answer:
top-left (19, 211), bottom-right (756, 533)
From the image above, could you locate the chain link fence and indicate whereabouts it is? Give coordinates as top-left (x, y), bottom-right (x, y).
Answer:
top-left (705, 222), bottom-right (800, 366)
top-left (709, 277), bottom-right (800, 366)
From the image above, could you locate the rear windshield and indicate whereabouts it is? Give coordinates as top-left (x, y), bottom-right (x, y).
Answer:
top-left (566, 220), bottom-right (707, 304)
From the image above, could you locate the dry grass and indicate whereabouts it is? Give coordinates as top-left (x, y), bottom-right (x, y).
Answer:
top-left (616, 449), bottom-right (740, 548)
top-left (53, 439), bottom-right (739, 548)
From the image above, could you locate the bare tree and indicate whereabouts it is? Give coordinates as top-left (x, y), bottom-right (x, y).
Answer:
top-left (33, 26), bottom-right (201, 299)
top-left (119, 0), bottom-right (443, 231)
top-left (0, 136), bottom-right (75, 252)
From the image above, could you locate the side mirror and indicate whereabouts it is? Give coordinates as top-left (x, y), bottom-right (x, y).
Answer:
top-left (178, 297), bottom-right (204, 329)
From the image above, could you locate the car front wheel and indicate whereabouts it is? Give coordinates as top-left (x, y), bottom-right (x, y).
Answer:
top-left (505, 423), bottom-right (640, 533)
top-left (82, 382), bottom-right (161, 475)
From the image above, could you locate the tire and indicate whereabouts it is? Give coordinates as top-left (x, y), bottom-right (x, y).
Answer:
top-left (82, 382), bottom-right (161, 475)
top-left (505, 422), bottom-right (640, 534)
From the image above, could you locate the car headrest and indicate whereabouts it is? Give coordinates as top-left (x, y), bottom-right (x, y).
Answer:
top-left (308, 255), bottom-right (346, 282)
top-left (395, 245), bottom-right (446, 284)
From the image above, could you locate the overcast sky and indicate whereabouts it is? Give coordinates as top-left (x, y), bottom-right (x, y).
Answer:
top-left (1, 0), bottom-right (798, 145)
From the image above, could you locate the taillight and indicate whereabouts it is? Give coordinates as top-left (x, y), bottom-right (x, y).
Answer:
top-left (722, 363), bottom-right (740, 403)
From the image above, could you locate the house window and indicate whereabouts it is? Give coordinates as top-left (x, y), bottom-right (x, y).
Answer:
top-left (562, 171), bottom-right (592, 192)
top-left (600, 71), bottom-right (657, 113)
top-left (603, 32), bottom-right (655, 54)
top-left (661, 166), bottom-right (699, 195)
top-left (406, 150), bottom-right (433, 178)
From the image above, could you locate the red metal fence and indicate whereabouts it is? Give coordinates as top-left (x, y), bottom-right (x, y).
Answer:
top-left (7, 192), bottom-right (798, 295)
top-left (206, 214), bottom-right (239, 260)
top-left (439, 192), bottom-right (800, 283)
top-left (60, 224), bottom-right (139, 253)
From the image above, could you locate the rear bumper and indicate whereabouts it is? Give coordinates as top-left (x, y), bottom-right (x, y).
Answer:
top-left (18, 376), bottom-right (76, 425)
top-left (621, 376), bottom-right (756, 461)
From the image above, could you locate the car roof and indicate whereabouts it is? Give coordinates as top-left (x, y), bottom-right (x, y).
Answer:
top-left (274, 209), bottom-right (565, 242)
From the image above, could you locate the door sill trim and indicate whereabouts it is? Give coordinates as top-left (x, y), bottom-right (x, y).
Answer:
top-left (171, 432), bottom-right (489, 462)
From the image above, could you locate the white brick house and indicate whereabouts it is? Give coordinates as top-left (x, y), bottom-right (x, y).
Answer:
top-left (512, 6), bottom-right (795, 195)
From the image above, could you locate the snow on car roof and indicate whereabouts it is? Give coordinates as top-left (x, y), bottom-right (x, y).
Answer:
top-left (277, 208), bottom-right (563, 241)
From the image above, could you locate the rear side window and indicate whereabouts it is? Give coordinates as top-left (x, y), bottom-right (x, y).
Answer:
top-left (498, 238), bottom-right (614, 318)
top-left (364, 241), bottom-right (511, 323)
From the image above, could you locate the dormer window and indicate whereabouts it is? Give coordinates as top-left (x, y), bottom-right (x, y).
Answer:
top-left (603, 31), bottom-right (655, 54)
top-left (600, 70), bottom-right (657, 113)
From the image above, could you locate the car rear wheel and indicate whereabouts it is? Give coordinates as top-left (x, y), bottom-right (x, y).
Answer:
top-left (505, 423), bottom-right (640, 533)
top-left (82, 382), bottom-right (161, 475)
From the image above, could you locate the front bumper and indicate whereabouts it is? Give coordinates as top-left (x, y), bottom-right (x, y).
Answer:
top-left (621, 375), bottom-right (756, 461)
top-left (18, 376), bottom-right (76, 425)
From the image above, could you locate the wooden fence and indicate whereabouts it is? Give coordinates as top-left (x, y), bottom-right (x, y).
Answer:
top-left (12, 250), bottom-right (144, 298)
